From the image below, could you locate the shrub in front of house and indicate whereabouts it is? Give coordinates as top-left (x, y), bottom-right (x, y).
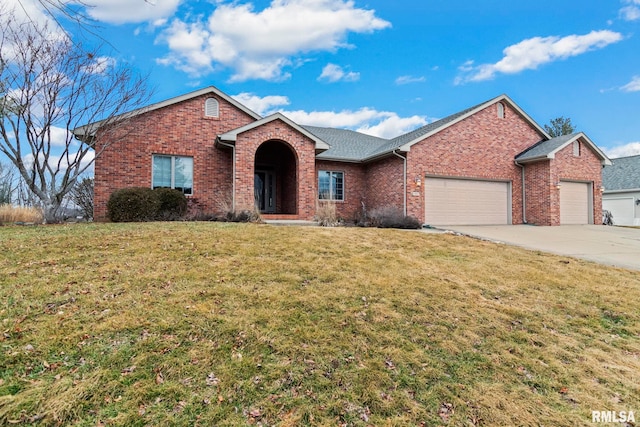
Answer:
top-left (107, 187), bottom-right (160, 222)
top-left (316, 201), bottom-right (340, 227)
top-left (361, 205), bottom-right (422, 229)
top-left (153, 188), bottom-right (188, 221)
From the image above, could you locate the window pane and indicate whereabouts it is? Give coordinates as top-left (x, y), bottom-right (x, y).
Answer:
top-left (332, 172), bottom-right (344, 200)
top-left (152, 156), bottom-right (171, 189)
top-left (174, 156), bottom-right (193, 195)
top-left (318, 171), bottom-right (330, 199)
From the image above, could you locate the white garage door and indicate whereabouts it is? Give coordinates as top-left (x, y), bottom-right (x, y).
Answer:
top-left (603, 197), bottom-right (634, 226)
top-left (560, 181), bottom-right (591, 224)
top-left (425, 177), bottom-right (510, 225)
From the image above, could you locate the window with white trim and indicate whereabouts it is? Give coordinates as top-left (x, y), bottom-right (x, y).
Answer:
top-left (318, 170), bottom-right (344, 201)
top-left (152, 155), bottom-right (193, 195)
top-left (205, 97), bottom-right (219, 118)
top-left (573, 140), bottom-right (580, 157)
top-left (497, 102), bottom-right (505, 119)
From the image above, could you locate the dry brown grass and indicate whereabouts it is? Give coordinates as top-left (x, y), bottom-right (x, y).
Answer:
top-left (0, 222), bottom-right (639, 426)
top-left (0, 204), bottom-right (43, 224)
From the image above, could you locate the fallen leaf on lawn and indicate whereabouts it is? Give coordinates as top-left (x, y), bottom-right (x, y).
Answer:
top-left (439, 402), bottom-right (454, 422)
top-left (121, 366), bottom-right (136, 375)
top-left (206, 373), bottom-right (219, 386)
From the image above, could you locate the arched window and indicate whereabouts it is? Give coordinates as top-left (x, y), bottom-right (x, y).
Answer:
top-left (573, 140), bottom-right (580, 157)
top-left (204, 98), bottom-right (219, 118)
top-left (497, 102), bottom-right (505, 119)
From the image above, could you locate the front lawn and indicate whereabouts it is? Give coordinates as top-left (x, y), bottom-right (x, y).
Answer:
top-left (1, 223), bottom-right (638, 426)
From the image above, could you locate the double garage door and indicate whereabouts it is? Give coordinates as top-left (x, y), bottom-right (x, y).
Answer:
top-left (425, 177), bottom-right (592, 225)
top-left (424, 178), bottom-right (510, 225)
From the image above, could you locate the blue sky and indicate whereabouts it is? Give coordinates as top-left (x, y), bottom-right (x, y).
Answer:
top-left (10, 0), bottom-right (640, 157)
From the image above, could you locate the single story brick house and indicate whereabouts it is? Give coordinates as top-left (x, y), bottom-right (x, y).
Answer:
top-left (603, 154), bottom-right (640, 226)
top-left (77, 86), bottom-right (611, 225)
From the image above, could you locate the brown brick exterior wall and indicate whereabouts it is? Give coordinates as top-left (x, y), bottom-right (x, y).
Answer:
top-left (364, 156), bottom-right (405, 213)
top-left (93, 93), bottom-right (257, 220)
top-left (404, 103), bottom-right (543, 224)
top-left (315, 160), bottom-right (367, 221)
top-left (522, 141), bottom-right (603, 226)
top-left (522, 161), bottom-right (552, 225)
top-left (234, 120), bottom-right (318, 219)
top-left (553, 141), bottom-right (603, 225)
top-left (94, 94), bottom-right (604, 226)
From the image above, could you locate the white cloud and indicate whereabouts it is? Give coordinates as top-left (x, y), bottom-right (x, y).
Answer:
top-left (157, 0), bottom-right (390, 81)
top-left (234, 93), bottom-right (427, 139)
top-left (620, 0), bottom-right (640, 21)
top-left (22, 149), bottom-right (95, 174)
top-left (456, 30), bottom-right (623, 84)
top-left (231, 91), bottom-right (430, 138)
top-left (47, 126), bottom-right (74, 148)
top-left (282, 108), bottom-right (427, 139)
top-left (232, 92), bottom-right (290, 115)
top-left (82, 0), bottom-right (182, 24)
top-left (395, 75), bottom-right (426, 85)
top-left (621, 76), bottom-right (640, 92)
top-left (356, 115), bottom-right (428, 139)
top-left (81, 56), bottom-right (117, 75)
top-left (318, 63), bottom-right (360, 82)
top-left (606, 142), bottom-right (640, 158)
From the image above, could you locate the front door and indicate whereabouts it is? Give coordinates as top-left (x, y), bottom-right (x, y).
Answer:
top-left (254, 171), bottom-right (276, 213)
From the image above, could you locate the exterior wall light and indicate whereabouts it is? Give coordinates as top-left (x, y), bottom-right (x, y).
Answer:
top-left (415, 176), bottom-right (422, 186)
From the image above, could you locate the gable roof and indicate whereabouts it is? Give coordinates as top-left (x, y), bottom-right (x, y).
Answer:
top-left (390, 94), bottom-right (550, 154)
top-left (74, 86), bottom-right (262, 140)
top-left (217, 113), bottom-right (331, 152)
top-left (302, 94), bottom-right (553, 163)
top-left (603, 154), bottom-right (640, 191)
top-left (515, 132), bottom-right (612, 166)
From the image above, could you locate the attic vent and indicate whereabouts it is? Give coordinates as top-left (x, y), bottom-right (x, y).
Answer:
top-left (205, 98), bottom-right (219, 118)
top-left (497, 102), bottom-right (505, 119)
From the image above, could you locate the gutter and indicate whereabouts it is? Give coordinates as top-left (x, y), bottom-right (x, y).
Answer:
top-left (392, 150), bottom-right (407, 217)
top-left (217, 140), bottom-right (236, 211)
top-left (514, 160), bottom-right (527, 224)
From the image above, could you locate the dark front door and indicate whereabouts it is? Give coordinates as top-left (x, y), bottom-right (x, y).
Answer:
top-left (254, 171), bottom-right (276, 213)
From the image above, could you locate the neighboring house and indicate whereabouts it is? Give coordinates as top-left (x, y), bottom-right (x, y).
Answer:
top-left (603, 154), bottom-right (640, 226)
top-left (75, 86), bottom-right (611, 226)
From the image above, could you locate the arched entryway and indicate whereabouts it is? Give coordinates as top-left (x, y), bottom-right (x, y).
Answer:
top-left (254, 140), bottom-right (297, 215)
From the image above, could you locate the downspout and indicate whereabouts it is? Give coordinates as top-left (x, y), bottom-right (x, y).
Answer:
top-left (392, 150), bottom-right (407, 217)
top-left (514, 160), bottom-right (527, 224)
top-left (217, 140), bottom-right (236, 211)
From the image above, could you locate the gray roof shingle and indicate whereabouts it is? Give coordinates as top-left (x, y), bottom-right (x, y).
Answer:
top-left (603, 155), bottom-right (640, 191)
top-left (515, 133), bottom-right (579, 162)
top-left (304, 102), bottom-right (485, 162)
top-left (303, 126), bottom-right (390, 161)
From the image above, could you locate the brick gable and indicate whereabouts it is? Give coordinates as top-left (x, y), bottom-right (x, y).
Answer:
top-left (93, 93), bottom-right (257, 220)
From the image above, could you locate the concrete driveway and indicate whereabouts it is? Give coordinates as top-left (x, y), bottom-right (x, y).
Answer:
top-left (434, 225), bottom-right (640, 271)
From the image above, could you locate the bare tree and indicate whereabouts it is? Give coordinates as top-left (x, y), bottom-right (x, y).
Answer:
top-left (70, 176), bottom-right (93, 220)
top-left (0, 6), bottom-right (151, 222)
top-left (0, 162), bottom-right (15, 204)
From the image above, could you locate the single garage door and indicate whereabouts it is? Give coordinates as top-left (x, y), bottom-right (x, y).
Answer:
top-left (560, 181), bottom-right (591, 224)
top-left (425, 177), bottom-right (510, 225)
top-left (603, 197), bottom-right (634, 226)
